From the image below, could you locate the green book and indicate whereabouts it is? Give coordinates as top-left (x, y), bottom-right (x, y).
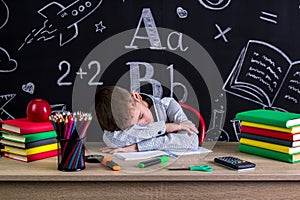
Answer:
top-left (239, 143), bottom-right (300, 164)
top-left (0, 130), bottom-right (57, 143)
top-left (236, 109), bottom-right (300, 128)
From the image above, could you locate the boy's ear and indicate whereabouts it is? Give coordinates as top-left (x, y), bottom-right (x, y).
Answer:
top-left (131, 90), bottom-right (143, 101)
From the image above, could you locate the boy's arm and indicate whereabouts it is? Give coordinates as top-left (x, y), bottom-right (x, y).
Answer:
top-left (137, 132), bottom-right (199, 151)
top-left (103, 121), bottom-right (166, 148)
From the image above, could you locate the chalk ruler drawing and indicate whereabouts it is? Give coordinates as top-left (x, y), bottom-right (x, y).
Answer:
top-left (0, 47), bottom-right (17, 72)
top-left (0, 94), bottom-right (15, 120)
top-left (0, 0), bottom-right (9, 29)
top-left (18, 0), bottom-right (103, 50)
top-left (223, 39), bottom-right (300, 113)
top-left (198, 0), bottom-right (231, 10)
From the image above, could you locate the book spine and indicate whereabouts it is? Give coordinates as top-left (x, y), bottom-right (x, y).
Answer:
top-left (239, 143), bottom-right (296, 163)
top-left (239, 138), bottom-right (292, 154)
top-left (240, 133), bottom-right (293, 147)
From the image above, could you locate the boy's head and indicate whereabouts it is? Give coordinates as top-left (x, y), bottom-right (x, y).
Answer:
top-left (95, 86), bottom-right (154, 131)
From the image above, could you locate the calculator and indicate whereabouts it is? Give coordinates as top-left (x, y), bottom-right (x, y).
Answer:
top-left (214, 156), bottom-right (256, 171)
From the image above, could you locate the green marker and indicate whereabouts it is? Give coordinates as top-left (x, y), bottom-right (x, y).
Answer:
top-left (138, 156), bottom-right (170, 168)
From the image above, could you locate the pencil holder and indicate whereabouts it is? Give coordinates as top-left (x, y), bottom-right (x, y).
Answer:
top-left (57, 137), bottom-right (86, 171)
top-left (49, 111), bottom-right (92, 172)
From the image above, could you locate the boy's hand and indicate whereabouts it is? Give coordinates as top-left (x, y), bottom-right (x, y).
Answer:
top-left (165, 120), bottom-right (199, 135)
top-left (101, 144), bottom-right (138, 154)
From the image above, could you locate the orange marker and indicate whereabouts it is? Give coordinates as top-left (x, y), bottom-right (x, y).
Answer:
top-left (102, 157), bottom-right (121, 171)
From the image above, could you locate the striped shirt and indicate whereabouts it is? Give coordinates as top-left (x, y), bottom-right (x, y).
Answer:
top-left (103, 94), bottom-right (199, 151)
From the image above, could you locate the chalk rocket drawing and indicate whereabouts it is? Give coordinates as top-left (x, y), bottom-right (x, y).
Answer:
top-left (223, 39), bottom-right (300, 113)
top-left (0, 47), bottom-right (17, 72)
top-left (198, 0), bottom-right (231, 10)
top-left (0, 0), bottom-right (9, 29)
top-left (0, 94), bottom-right (16, 120)
top-left (22, 82), bottom-right (35, 94)
top-left (18, 0), bottom-right (103, 50)
top-left (95, 20), bottom-right (106, 32)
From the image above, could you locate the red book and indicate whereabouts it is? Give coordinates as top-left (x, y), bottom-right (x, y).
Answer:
top-left (0, 118), bottom-right (54, 134)
top-left (240, 126), bottom-right (300, 141)
top-left (3, 149), bottom-right (57, 162)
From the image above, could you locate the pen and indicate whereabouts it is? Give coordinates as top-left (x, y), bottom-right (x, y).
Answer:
top-left (102, 157), bottom-right (121, 171)
top-left (138, 156), bottom-right (169, 168)
top-left (168, 165), bottom-right (213, 172)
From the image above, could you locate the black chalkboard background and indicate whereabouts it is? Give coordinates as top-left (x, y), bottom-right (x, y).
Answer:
top-left (1, 0), bottom-right (300, 142)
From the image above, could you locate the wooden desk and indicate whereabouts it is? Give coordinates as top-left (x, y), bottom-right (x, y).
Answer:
top-left (1, 142), bottom-right (300, 199)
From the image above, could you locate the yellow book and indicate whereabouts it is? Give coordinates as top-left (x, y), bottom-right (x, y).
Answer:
top-left (241, 121), bottom-right (300, 134)
top-left (1, 143), bottom-right (58, 156)
top-left (240, 138), bottom-right (300, 154)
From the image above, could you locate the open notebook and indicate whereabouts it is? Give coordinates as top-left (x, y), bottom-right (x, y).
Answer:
top-left (113, 147), bottom-right (212, 161)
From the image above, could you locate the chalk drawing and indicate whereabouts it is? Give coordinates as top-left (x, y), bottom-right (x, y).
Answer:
top-left (95, 20), bottom-right (106, 32)
top-left (176, 7), bottom-right (188, 19)
top-left (0, 47), bottom-right (17, 72)
top-left (22, 82), bottom-right (35, 94)
top-left (0, 94), bottom-right (15, 120)
top-left (0, 0), bottom-right (9, 29)
top-left (198, 0), bottom-right (231, 10)
top-left (223, 39), bottom-right (300, 113)
top-left (18, 0), bottom-right (103, 50)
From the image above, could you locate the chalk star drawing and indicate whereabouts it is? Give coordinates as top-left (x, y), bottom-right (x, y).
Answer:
top-left (214, 24), bottom-right (231, 43)
top-left (0, 94), bottom-right (16, 120)
top-left (95, 20), bottom-right (106, 32)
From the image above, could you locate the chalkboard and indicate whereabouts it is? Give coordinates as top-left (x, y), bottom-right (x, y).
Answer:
top-left (1, 0), bottom-right (300, 142)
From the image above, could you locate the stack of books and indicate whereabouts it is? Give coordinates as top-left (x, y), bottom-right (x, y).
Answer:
top-left (0, 118), bottom-right (58, 162)
top-left (236, 109), bottom-right (300, 163)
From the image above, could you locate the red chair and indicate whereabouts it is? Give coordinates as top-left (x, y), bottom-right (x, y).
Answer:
top-left (179, 102), bottom-right (206, 143)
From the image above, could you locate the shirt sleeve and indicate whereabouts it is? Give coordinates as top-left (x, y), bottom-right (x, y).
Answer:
top-left (161, 98), bottom-right (188, 123)
top-left (103, 121), bottom-right (166, 148)
top-left (137, 132), bottom-right (199, 151)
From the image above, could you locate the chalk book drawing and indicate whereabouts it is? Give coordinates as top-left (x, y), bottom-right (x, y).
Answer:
top-left (223, 39), bottom-right (300, 113)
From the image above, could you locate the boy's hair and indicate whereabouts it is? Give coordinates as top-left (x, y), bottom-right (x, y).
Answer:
top-left (95, 86), bottom-right (135, 131)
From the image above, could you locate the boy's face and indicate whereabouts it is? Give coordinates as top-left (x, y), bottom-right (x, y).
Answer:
top-left (130, 91), bottom-right (154, 125)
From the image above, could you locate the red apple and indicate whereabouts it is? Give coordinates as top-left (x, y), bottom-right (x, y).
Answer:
top-left (26, 99), bottom-right (52, 122)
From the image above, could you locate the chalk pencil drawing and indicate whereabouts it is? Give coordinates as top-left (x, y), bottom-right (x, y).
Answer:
top-left (223, 39), bottom-right (300, 113)
top-left (214, 24), bottom-right (231, 43)
top-left (0, 94), bottom-right (15, 120)
top-left (0, 0), bottom-right (9, 29)
top-left (176, 7), bottom-right (188, 19)
top-left (18, 0), bottom-right (103, 50)
top-left (198, 0), bottom-right (231, 10)
top-left (95, 20), bottom-right (106, 32)
top-left (22, 82), bottom-right (35, 94)
top-left (259, 11), bottom-right (278, 24)
top-left (0, 47), bottom-right (17, 73)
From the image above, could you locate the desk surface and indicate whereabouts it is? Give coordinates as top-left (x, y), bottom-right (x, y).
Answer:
top-left (1, 142), bottom-right (300, 182)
